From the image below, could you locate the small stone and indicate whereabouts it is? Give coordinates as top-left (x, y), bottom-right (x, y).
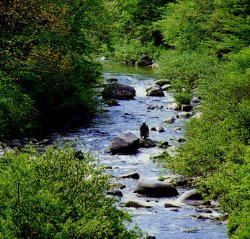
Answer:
top-left (181, 104), bottom-right (193, 112)
top-left (177, 138), bottom-right (186, 142)
top-left (177, 112), bottom-right (192, 118)
top-left (157, 141), bottom-right (169, 148)
top-left (124, 200), bottom-right (152, 208)
top-left (192, 96), bottom-right (200, 103)
top-left (118, 172), bottom-right (140, 179)
top-left (164, 116), bottom-right (175, 124)
top-left (106, 189), bottom-right (123, 197)
top-left (167, 103), bottom-right (179, 110)
top-left (156, 126), bottom-right (165, 132)
top-left (167, 208), bottom-right (179, 212)
top-left (164, 201), bottom-right (186, 208)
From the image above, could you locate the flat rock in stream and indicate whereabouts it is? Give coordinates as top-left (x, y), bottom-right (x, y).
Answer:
top-left (124, 199), bottom-right (152, 208)
top-left (139, 138), bottom-right (158, 148)
top-left (109, 132), bottom-right (139, 155)
top-left (164, 200), bottom-right (186, 208)
top-left (134, 178), bottom-right (179, 197)
top-left (118, 172), bottom-right (140, 179)
top-left (106, 189), bottom-right (123, 197)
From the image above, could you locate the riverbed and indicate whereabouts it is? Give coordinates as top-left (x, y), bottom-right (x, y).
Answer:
top-left (51, 63), bottom-right (228, 239)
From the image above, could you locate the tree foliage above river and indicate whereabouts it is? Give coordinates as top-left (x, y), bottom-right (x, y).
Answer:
top-left (0, 0), bottom-right (116, 138)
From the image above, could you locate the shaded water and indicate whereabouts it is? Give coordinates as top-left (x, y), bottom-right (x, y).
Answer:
top-left (51, 63), bottom-right (228, 239)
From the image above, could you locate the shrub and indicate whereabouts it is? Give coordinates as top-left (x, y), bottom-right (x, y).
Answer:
top-left (0, 145), bottom-right (140, 239)
top-left (0, 73), bottom-right (38, 138)
top-left (174, 92), bottom-right (191, 105)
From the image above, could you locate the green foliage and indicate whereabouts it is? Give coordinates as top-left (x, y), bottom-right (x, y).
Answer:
top-left (111, 37), bottom-right (156, 63)
top-left (152, 1), bottom-right (250, 238)
top-left (173, 92), bottom-right (191, 106)
top-left (156, 0), bottom-right (250, 53)
top-left (202, 156), bottom-right (250, 239)
top-left (0, 0), bottom-right (116, 137)
top-left (118, 0), bottom-right (172, 43)
top-left (156, 49), bottom-right (221, 84)
top-left (0, 73), bottom-right (38, 138)
top-left (155, 0), bottom-right (214, 50)
top-left (0, 145), bottom-right (139, 238)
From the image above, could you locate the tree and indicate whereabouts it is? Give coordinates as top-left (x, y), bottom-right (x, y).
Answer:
top-left (0, 0), bottom-right (114, 137)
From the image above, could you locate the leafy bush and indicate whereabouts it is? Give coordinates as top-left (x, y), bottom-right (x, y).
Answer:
top-left (0, 144), bottom-right (140, 239)
top-left (173, 92), bottom-right (191, 105)
top-left (111, 37), bottom-right (156, 63)
top-left (0, 73), bottom-right (38, 138)
top-left (156, 49), bottom-right (220, 86)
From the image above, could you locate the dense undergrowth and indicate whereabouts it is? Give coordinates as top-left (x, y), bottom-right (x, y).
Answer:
top-left (0, 144), bottom-right (140, 238)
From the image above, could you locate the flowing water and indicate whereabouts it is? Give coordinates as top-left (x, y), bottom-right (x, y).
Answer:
top-left (51, 63), bottom-right (228, 239)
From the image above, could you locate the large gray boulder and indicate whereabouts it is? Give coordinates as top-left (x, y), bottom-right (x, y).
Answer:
top-left (146, 85), bottom-right (164, 97)
top-left (102, 83), bottom-right (136, 100)
top-left (134, 178), bottom-right (179, 197)
top-left (109, 132), bottom-right (139, 155)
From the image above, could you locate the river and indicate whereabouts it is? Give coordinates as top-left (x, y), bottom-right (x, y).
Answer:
top-left (51, 63), bottom-right (228, 239)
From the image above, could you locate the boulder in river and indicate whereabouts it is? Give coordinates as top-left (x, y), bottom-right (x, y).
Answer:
top-left (177, 112), bottom-right (193, 119)
top-left (181, 104), bottom-right (193, 112)
top-left (177, 189), bottom-right (203, 205)
top-left (150, 125), bottom-right (165, 132)
top-left (167, 103), bottom-right (180, 110)
top-left (139, 138), bottom-right (158, 148)
top-left (165, 175), bottom-right (188, 186)
top-left (102, 83), bottom-right (136, 100)
top-left (147, 105), bottom-right (163, 110)
top-left (124, 199), bottom-right (152, 208)
top-left (105, 99), bottom-right (120, 106)
top-left (134, 178), bottom-right (179, 197)
top-left (109, 132), bottom-right (139, 155)
top-left (164, 200), bottom-right (186, 208)
top-left (106, 189), bottom-right (123, 197)
top-left (164, 116), bottom-right (175, 124)
top-left (146, 85), bottom-right (164, 97)
top-left (161, 84), bottom-right (172, 91)
top-left (136, 55), bottom-right (154, 66)
top-left (155, 79), bottom-right (171, 87)
top-left (118, 172), bottom-right (140, 179)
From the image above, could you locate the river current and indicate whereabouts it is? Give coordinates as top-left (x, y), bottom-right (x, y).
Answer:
top-left (51, 63), bottom-right (228, 239)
